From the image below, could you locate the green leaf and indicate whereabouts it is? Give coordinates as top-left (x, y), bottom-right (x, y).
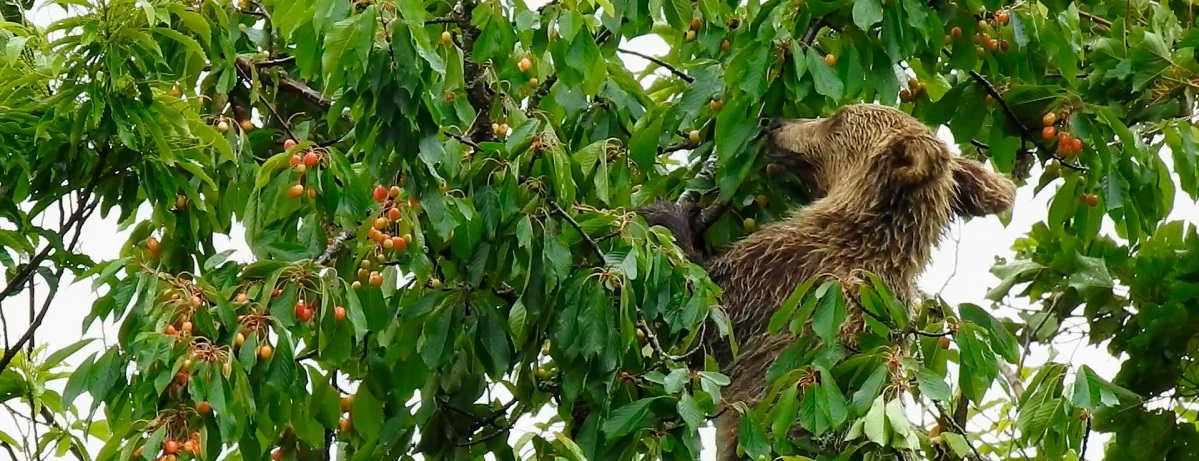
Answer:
top-left (811, 281), bottom-right (846, 342)
top-left (957, 323), bottom-right (999, 403)
top-left (419, 302), bottom-right (454, 367)
top-left (43, 339), bottom-right (95, 369)
top-left (61, 352), bottom-right (95, 410)
top-left (1164, 124), bottom-right (1199, 200)
top-left (943, 432), bottom-right (971, 457)
top-left (959, 303), bottom-right (1019, 363)
top-left (661, 0), bottom-right (693, 31)
top-left (806, 47), bottom-right (843, 99)
top-left (851, 0), bottom-right (883, 31)
top-left (737, 412), bottom-right (771, 460)
top-left (985, 260), bottom-right (1044, 301)
top-left (863, 395), bottom-right (889, 446)
top-left (915, 368), bottom-right (951, 402)
top-left (769, 275), bottom-right (819, 334)
top-left (351, 387), bottom-right (385, 442)
top-left (1067, 253), bottom-right (1114, 295)
top-left (664, 367), bottom-right (689, 394)
top-left (508, 300), bottom-right (529, 349)
top-left (677, 393), bottom-right (704, 430)
top-left (602, 397), bottom-right (658, 437)
top-left (884, 397), bottom-right (910, 438)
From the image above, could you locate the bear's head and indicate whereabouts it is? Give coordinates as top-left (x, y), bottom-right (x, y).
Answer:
top-left (764, 103), bottom-right (1016, 218)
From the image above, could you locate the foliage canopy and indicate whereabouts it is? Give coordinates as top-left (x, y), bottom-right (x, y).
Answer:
top-left (2, 0), bottom-right (1199, 460)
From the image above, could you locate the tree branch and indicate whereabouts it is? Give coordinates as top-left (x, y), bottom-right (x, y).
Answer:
top-left (933, 400), bottom-right (983, 461)
top-left (528, 75), bottom-right (558, 109)
top-left (800, 17), bottom-right (828, 47)
top-left (0, 198), bottom-right (96, 375)
top-left (950, 62), bottom-right (1088, 172)
top-left (454, 0), bottom-right (495, 142)
top-left (616, 48), bottom-right (694, 83)
top-left (1078, 10), bottom-right (1112, 28)
top-left (315, 230), bottom-right (356, 266)
top-left (37, 408), bottom-right (85, 461)
top-left (637, 319), bottom-right (705, 361)
top-left (233, 58), bottom-right (299, 141)
top-left (0, 148), bottom-right (108, 373)
top-left (549, 202), bottom-right (604, 260)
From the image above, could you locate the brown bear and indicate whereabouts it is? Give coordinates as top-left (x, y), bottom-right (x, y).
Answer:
top-left (640, 103), bottom-right (1017, 459)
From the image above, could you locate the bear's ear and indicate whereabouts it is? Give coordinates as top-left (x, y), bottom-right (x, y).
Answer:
top-left (950, 157), bottom-right (1017, 217)
top-left (883, 130), bottom-right (949, 185)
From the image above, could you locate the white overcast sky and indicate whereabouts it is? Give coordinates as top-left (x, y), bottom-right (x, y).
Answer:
top-left (3, 1), bottom-right (1198, 460)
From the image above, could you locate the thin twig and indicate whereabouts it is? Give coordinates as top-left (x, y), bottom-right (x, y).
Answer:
top-left (616, 48), bottom-right (694, 83)
top-left (1078, 10), bottom-right (1112, 28)
top-left (425, 17), bottom-right (456, 24)
top-left (549, 202), bottom-right (604, 260)
top-left (636, 319), bottom-right (703, 361)
top-left (37, 408), bottom-right (85, 461)
top-left (445, 131), bottom-right (482, 151)
top-left (661, 142), bottom-right (699, 155)
top-left (1080, 416), bottom-right (1093, 456)
top-left (233, 58), bottom-right (299, 141)
top-left (949, 61), bottom-right (1088, 172)
top-left (908, 328), bottom-right (954, 338)
top-left (933, 401), bottom-right (984, 461)
top-left (0, 149), bottom-right (108, 375)
top-left (202, 56), bottom-right (294, 72)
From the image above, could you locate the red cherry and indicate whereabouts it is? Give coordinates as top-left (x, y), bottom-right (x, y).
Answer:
top-left (303, 151), bottom-right (319, 167)
top-left (289, 154), bottom-right (301, 167)
top-left (373, 185), bottom-right (388, 202)
top-left (163, 440), bottom-right (180, 455)
top-left (284, 139), bottom-right (297, 150)
top-left (334, 306), bottom-right (346, 321)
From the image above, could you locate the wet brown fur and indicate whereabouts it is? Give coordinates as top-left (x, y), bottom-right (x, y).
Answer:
top-left (640, 104), bottom-right (1016, 459)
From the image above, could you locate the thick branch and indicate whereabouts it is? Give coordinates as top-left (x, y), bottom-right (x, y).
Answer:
top-left (800, 17), bottom-right (828, 47)
top-left (616, 48), bottom-right (694, 83)
top-left (528, 75), bottom-right (558, 109)
top-left (455, 0), bottom-right (495, 142)
top-left (315, 230), bottom-right (355, 266)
